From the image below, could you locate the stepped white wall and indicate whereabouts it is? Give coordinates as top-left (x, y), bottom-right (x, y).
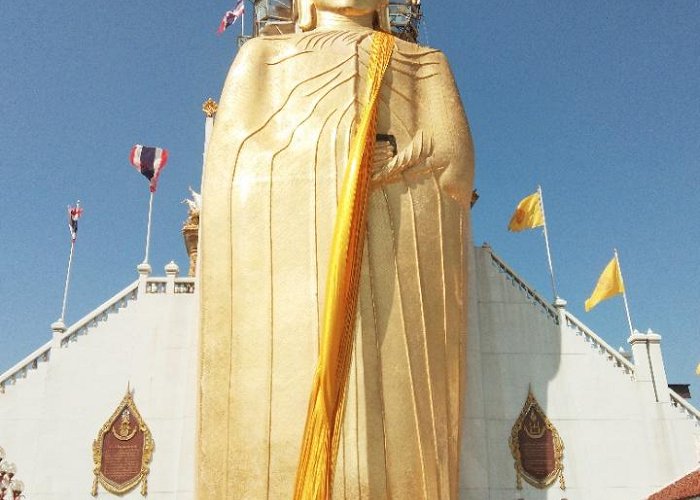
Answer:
top-left (0, 251), bottom-right (698, 499)
top-left (461, 245), bottom-right (700, 500)
top-left (0, 268), bottom-right (198, 499)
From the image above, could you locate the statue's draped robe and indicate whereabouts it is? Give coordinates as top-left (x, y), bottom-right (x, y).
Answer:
top-left (199, 30), bottom-right (474, 499)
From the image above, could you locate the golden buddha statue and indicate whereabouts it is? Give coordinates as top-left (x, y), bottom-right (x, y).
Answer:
top-left (198, 0), bottom-right (474, 497)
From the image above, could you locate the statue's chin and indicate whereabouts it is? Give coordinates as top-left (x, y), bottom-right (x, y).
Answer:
top-left (313, 8), bottom-right (376, 30)
top-left (314, 0), bottom-right (380, 16)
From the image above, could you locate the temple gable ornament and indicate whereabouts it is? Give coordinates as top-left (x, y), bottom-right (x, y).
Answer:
top-left (91, 388), bottom-right (154, 496)
top-left (509, 388), bottom-right (566, 491)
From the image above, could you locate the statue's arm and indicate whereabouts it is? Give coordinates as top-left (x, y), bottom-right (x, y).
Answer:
top-left (371, 51), bottom-right (474, 207)
top-left (431, 52), bottom-right (475, 208)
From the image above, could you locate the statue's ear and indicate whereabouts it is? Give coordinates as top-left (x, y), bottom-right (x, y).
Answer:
top-left (295, 0), bottom-right (316, 31)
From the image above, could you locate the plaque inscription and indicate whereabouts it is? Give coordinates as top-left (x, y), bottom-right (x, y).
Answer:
top-left (509, 388), bottom-right (565, 490)
top-left (92, 388), bottom-right (154, 496)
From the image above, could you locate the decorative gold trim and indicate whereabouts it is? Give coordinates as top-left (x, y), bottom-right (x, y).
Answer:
top-left (509, 387), bottom-right (565, 491)
top-left (91, 386), bottom-right (154, 496)
top-left (202, 98), bottom-right (219, 118)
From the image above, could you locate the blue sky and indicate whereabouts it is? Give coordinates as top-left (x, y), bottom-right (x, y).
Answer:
top-left (1, 2), bottom-right (698, 395)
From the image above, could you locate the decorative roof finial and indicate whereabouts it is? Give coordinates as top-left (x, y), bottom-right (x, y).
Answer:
top-left (202, 98), bottom-right (219, 118)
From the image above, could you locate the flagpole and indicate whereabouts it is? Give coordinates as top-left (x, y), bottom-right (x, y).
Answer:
top-left (537, 185), bottom-right (559, 300)
top-left (59, 239), bottom-right (76, 322)
top-left (59, 200), bottom-right (81, 322)
top-left (615, 248), bottom-right (635, 337)
top-left (143, 191), bottom-right (154, 266)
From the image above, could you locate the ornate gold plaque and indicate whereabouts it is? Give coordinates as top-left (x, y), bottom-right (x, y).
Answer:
top-left (509, 388), bottom-right (565, 490)
top-left (92, 388), bottom-right (154, 496)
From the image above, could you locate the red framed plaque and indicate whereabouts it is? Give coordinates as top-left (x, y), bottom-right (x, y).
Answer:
top-left (91, 388), bottom-right (154, 496)
top-left (509, 388), bottom-right (565, 490)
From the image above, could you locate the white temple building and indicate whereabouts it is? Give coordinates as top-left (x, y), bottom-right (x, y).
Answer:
top-left (0, 239), bottom-right (697, 498)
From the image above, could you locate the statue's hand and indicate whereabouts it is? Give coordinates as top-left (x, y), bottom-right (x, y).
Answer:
top-left (371, 130), bottom-right (435, 187)
top-left (372, 140), bottom-right (395, 172)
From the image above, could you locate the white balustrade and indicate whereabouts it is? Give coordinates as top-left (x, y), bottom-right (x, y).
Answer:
top-left (145, 280), bottom-right (167, 294)
top-left (0, 280), bottom-right (139, 392)
top-left (669, 390), bottom-right (700, 427)
top-left (0, 267), bottom-right (197, 394)
top-left (564, 313), bottom-right (636, 380)
top-left (487, 248), bottom-right (559, 324)
top-left (486, 246), bottom-right (636, 381)
top-left (174, 279), bottom-right (196, 294)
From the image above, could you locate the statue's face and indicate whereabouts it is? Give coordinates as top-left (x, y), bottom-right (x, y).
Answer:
top-left (313, 0), bottom-right (383, 15)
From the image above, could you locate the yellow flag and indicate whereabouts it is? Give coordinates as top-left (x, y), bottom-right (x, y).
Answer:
top-left (508, 191), bottom-right (544, 231)
top-left (696, 363), bottom-right (700, 376)
top-left (585, 255), bottom-right (625, 312)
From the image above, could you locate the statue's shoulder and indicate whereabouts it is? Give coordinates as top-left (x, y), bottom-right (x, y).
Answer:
top-left (392, 37), bottom-right (449, 66)
top-left (245, 31), bottom-right (323, 49)
top-left (234, 33), bottom-right (316, 64)
top-left (234, 36), bottom-right (277, 60)
top-left (235, 32), bottom-right (451, 67)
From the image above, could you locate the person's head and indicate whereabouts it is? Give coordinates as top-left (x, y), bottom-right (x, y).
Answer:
top-left (295, 0), bottom-right (391, 31)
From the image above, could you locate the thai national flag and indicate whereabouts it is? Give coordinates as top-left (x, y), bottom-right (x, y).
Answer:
top-left (217, 0), bottom-right (245, 35)
top-left (68, 204), bottom-right (83, 242)
top-left (129, 145), bottom-right (169, 193)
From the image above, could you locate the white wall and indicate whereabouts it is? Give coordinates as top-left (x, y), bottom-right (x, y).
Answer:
top-left (0, 267), bottom-right (198, 500)
top-left (0, 250), bottom-right (698, 499)
top-left (461, 245), bottom-right (700, 500)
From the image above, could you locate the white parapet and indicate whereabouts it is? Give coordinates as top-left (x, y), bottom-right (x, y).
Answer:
top-left (628, 329), bottom-right (670, 403)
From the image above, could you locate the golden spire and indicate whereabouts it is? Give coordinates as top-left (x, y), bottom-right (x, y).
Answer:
top-left (202, 98), bottom-right (219, 118)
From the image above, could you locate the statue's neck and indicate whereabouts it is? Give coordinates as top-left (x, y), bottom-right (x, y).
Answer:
top-left (315, 10), bottom-right (374, 31)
